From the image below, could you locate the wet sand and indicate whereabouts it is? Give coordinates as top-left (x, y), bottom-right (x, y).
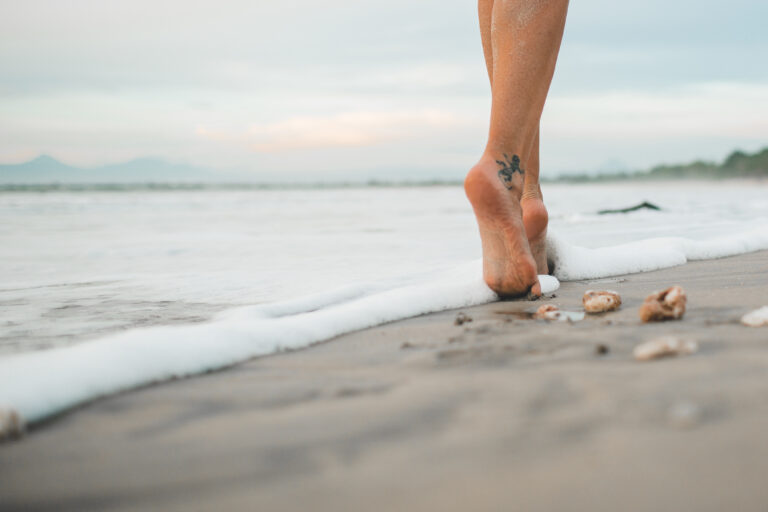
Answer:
top-left (1, 251), bottom-right (768, 511)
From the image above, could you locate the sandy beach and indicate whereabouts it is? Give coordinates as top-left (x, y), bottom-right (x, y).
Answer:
top-left (2, 251), bottom-right (768, 511)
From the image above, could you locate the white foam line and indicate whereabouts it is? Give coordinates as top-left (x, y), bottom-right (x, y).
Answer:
top-left (0, 264), bottom-right (560, 427)
top-left (216, 282), bottom-right (388, 321)
top-left (548, 226), bottom-right (768, 281)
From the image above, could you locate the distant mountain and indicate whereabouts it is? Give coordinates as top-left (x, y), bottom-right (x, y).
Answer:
top-left (549, 146), bottom-right (768, 183)
top-left (0, 155), bottom-right (219, 184)
top-left (6, 154), bottom-right (78, 174)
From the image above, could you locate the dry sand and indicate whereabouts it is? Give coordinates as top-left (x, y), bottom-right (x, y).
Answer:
top-left (1, 251), bottom-right (768, 511)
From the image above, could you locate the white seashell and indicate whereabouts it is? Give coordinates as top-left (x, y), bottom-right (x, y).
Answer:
top-left (741, 306), bottom-right (768, 327)
top-left (583, 290), bottom-right (622, 313)
top-left (538, 274), bottom-right (560, 295)
top-left (533, 304), bottom-right (560, 320)
top-left (634, 336), bottom-right (698, 361)
top-left (533, 304), bottom-right (584, 322)
top-left (559, 311), bottom-right (586, 322)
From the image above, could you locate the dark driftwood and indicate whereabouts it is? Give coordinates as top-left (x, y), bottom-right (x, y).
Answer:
top-left (598, 201), bottom-right (661, 215)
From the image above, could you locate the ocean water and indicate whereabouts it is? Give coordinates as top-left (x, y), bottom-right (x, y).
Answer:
top-left (3, 181), bottom-right (766, 355)
top-left (1, 181), bottom-right (768, 427)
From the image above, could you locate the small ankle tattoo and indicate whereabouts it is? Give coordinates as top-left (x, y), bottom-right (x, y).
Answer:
top-left (496, 153), bottom-right (525, 190)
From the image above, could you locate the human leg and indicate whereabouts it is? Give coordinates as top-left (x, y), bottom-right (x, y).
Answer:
top-left (466, 0), bottom-right (567, 296)
top-left (478, 1), bottom-right (549, 276)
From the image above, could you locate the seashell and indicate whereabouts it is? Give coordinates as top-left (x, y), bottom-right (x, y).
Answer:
top-left (639, 285), bottom-right (687, 322)
top-left (741, 306), bottom-right (768, 327)
top-left (0, 408), bottom-right (25, 441)
top-left (533, 304), bottom-right (560, 320)
top-left (532, 304), bottom-right (584, 322)
top-left (633, 336), bottom-right (698, 361)
top-left (583, 290), bottom-right (622, 313)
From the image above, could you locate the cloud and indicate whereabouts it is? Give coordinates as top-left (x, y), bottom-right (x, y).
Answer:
top-left (197, 110), bottom-right (460, 152)
top-left (1, 0), bottom-right (766, 175)
top-left (544, 82), bottom-right (768, 140)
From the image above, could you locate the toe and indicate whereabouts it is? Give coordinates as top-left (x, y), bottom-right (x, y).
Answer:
top-left (528, 280), bottom-right (542, 300)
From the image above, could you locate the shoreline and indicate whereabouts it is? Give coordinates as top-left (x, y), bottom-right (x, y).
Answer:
top-left (2, 177), bottom-right (768, 192)
top-left (2, 251), bottom-right (768, 510)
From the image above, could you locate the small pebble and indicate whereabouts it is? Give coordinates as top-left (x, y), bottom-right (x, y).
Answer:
top-left (634, 336), bottom-right (698, 361)
top-left (741, 306), bottom-right (768, 327)
top-left (0, 409), bottom-right (25, 442)
top-left (454, 312), bottom-right (473, 326)
top-left (595, 344), bottom-right (610, 356)
top-left (639, 285), bottom-right (687, 322)
top-left (583, 290), bottom-right (622, 314)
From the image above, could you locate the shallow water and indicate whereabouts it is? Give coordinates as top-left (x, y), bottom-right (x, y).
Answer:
top-left (1, 181), bottom-right (767, 355)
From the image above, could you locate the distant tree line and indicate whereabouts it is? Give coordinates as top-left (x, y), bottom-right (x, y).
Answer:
top-left (547, 146), bottom-right (768, 183)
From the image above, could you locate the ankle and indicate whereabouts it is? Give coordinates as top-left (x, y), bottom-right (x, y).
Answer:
top-left (471, 153), bottom-right (526, 194)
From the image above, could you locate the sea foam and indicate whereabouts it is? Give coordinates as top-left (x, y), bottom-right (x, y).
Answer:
top-left (0, 262), bottom-right (553, 428)
top-left (1, 227), bottom-right (767, 432)
top-left (549, 226), bottom-right (768, 280)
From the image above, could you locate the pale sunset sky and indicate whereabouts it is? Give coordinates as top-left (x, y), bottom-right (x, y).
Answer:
top-left (1, 0), bottom-right (767, 180)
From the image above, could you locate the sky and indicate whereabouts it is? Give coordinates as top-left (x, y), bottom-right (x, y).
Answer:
top-left (1, 0), bottom-right (767, 181)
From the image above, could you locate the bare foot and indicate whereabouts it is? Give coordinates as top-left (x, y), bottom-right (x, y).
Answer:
top-left (465, 155), bottom-right (541, 298)
top-left (521, 193), bottom-right (549, 275)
